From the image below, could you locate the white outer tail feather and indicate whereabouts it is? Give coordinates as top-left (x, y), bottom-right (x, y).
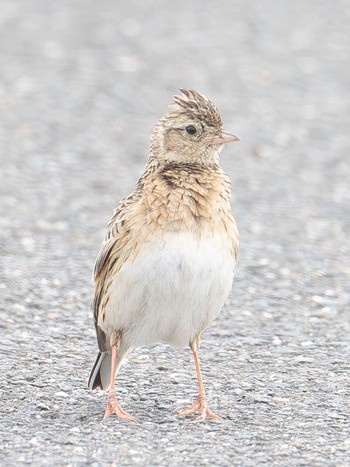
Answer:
top-left (88, 352), bottom-right (112, 390)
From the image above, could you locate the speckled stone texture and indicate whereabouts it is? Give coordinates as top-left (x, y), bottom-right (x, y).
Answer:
top-left (0, 1), bottom-right (349, 465)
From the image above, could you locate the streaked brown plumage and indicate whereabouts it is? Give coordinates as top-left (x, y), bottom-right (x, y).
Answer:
top-left (88, 88), bottom-right (240, 422)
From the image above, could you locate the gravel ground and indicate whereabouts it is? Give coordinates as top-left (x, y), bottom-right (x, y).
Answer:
top-left (1, 1), bottom-right (349, 465)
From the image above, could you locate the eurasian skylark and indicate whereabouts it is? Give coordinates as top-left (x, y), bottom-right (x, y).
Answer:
top-left (88, 88), bottom-right (240, 422)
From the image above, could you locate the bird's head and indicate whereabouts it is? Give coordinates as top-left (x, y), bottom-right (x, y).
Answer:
top-left (150, 88), bottom-right (240, 164)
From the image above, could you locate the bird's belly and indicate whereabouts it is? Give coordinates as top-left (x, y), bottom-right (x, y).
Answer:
top-left (101, 232), bottom-right (235, 348)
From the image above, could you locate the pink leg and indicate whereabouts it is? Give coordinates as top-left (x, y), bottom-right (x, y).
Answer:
top-left (103, 342), bottom-right (137, 423)
top-left (178, 337), bottom-right (220, 421)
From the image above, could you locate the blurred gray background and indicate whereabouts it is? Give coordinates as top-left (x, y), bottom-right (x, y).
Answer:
top-left (0, 1), bottom-right (349, 465)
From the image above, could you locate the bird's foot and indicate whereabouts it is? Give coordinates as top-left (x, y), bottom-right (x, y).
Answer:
top-left (178, 396), bottom-right (220, 422)
top-left (103, 394), bottom-right (138, 423)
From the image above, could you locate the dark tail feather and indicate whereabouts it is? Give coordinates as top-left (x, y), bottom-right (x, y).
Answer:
top-left (88, 352), bottom-right (111, 390)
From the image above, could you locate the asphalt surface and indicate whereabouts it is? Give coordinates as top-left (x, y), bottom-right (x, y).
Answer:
top-left (0, 1), bottom-right (349, 466)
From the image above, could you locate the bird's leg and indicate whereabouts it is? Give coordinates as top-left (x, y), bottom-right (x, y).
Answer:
top-left (178, 336), bottom-right (219, 421)
top-left (103, 331), bottom-right (137, 422)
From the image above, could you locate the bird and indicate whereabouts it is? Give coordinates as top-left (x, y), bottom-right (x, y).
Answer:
top-left (88, 88), bottom-right (240, 422)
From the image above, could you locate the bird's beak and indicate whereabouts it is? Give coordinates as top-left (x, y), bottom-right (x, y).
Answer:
top-left (221, 131), bottom-right (240, 143)
top-left (205, 131), bottom-right (241, 145)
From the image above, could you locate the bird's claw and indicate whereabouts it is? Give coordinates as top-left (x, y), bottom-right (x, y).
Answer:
top-left (103, 398), bottom-right (138, 423)
top-left (178, 396), bottom-right (220, 421)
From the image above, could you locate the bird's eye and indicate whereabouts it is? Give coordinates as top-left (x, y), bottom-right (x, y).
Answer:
top-left (185, 125), bottom-right (197, 135)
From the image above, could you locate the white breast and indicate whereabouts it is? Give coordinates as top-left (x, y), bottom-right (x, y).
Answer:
top-left (99, 232), bottom-right (236, 349)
